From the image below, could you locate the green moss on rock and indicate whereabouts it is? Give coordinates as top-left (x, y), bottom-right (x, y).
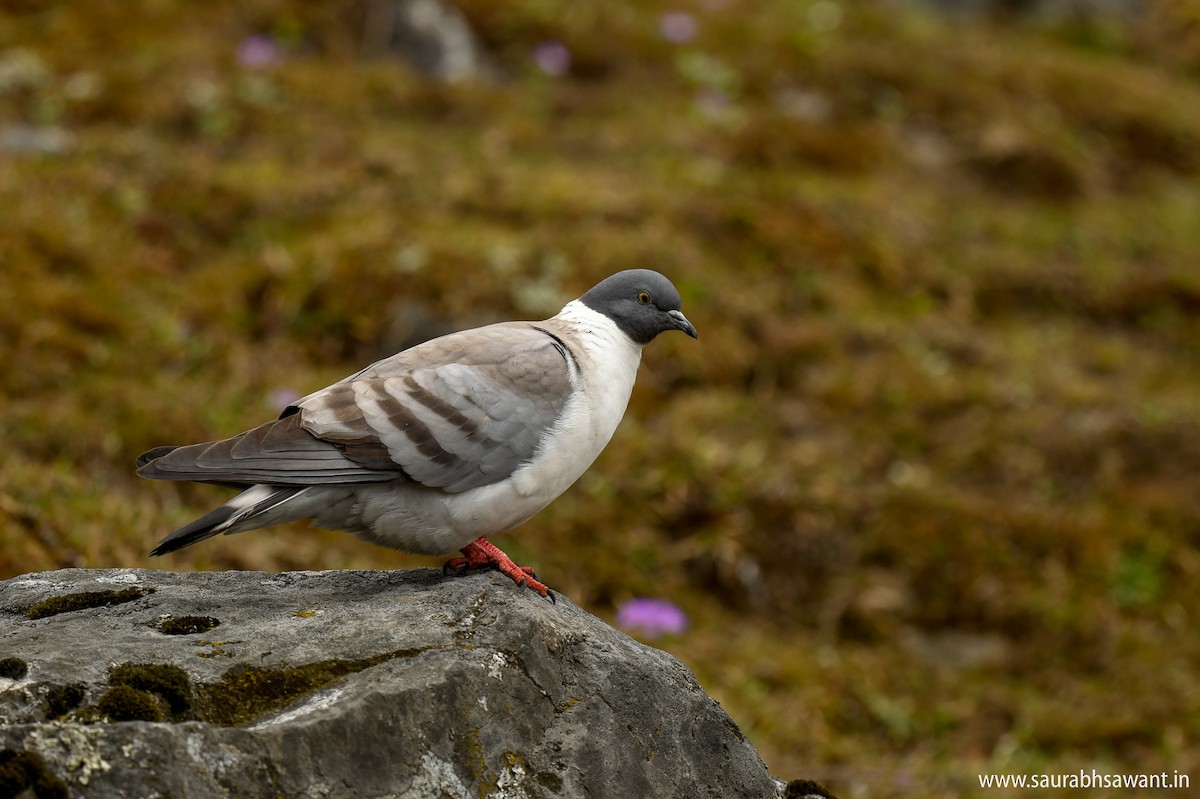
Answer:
top-left (96, 685), bottom-right (165, 722)
top-left (0, 657), bottom-right (28, 679)
top-left (83, 650), bottom-right (425, 727)
top-left (26, 588), bottom-right (153, 620)
top-left (196, 653), bottom-right (400, 727)
top-left (109, 662), bottom-right (193, 717)
top-left (43, 684), bottom-right (86, 719)
top-left (156, 615), bottom-right (221, 635)
top-left (0, 749), bottom-right (69, 799)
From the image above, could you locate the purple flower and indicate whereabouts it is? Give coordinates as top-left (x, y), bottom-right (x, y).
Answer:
top-left (616, 598), bottom-right (688, 639)
top-left (237, 35), bottom-right (282, 69)
top-left (659, 12), bottom-right (698, 44)
top-left (533, 40), bottom-right (571, 77)
top-left (269, 387), bottom-right (301, 412)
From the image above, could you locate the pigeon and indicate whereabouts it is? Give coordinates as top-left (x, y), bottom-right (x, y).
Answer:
top-left (137, 269), bottom-right (698, 598)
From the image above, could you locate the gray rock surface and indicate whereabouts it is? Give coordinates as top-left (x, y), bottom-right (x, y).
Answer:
top-left (0, 568), bottom-right (783, 798)
top-left (359, 0), bottom-right (497, 82)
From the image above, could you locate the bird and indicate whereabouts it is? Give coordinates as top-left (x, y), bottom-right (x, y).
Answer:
top-left (137, 269), bottom-right (698, 598)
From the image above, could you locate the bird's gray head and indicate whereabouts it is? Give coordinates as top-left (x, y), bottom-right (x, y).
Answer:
top-left (578, 269), bottom-right (698, 345)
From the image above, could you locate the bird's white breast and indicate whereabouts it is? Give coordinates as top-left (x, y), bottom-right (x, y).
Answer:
top-left (511, 300), bottom-right (643, 498)
top-left (453, 301), bottom-right (643, 529)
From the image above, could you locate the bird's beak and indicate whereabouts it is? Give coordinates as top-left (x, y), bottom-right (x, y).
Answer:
top-left (668, 309), bottom-right (698, 339)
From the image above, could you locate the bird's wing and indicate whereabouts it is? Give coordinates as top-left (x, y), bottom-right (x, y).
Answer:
top-left (300, 323), bottom-right (574, 492)
top-left (135, 412), bottom-right (400, 487)
top-left (137, 323), bottom-right (574, 492)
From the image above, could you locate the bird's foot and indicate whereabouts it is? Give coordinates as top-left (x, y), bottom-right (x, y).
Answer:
top-left (443, 536), bottom-right (553, 600)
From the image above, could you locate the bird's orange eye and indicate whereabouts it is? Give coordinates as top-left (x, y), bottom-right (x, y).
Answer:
top-left (637, 291), bottom-right (652, 304)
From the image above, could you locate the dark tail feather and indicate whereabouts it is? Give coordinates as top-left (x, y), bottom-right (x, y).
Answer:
top-left (149, 485), bottom-right (306, 556)
top-left (149, 505), bottom-right (236, 555)
top-left (137, 445), bottom-right (179, 470)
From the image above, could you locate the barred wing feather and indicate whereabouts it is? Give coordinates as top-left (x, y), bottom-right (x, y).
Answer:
top-left (300, 325), bottom-right (572, 492)
top-left (137, 323), bottom-right (572, 493)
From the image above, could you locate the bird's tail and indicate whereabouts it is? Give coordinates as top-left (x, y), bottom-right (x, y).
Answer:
top-left (136, 445), bottom-right (178, 470)
top-left (150, 484), bottom-right (308, 556)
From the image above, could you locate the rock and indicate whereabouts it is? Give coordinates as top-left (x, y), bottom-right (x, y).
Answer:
top-left (358, 0), bottom-right (497, 82)
top-left (0, 568), bottom-right (783, 798)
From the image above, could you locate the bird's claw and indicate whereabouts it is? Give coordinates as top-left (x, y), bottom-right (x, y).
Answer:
top-left (514, 574), bottom-right (555, 603)
top-left (442, 536), bottom-right (554, 600)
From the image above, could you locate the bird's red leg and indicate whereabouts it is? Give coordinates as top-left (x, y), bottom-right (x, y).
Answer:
top-left (443, 536), bottom-right (551, 599)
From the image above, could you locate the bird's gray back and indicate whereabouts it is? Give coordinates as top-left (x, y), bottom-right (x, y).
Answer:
top-left (298, 322), bottom-right (573, 492)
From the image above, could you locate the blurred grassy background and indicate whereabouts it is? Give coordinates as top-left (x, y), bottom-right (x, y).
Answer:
top-left (3, 0), bottom-right (1200, 795)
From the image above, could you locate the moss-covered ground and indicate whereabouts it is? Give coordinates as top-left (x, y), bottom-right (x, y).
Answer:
top-left (3, 2), bottom-right (1200, 795)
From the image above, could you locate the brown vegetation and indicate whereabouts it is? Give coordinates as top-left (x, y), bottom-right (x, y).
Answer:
top-left (2, 1), bottom-right (1199, 795)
